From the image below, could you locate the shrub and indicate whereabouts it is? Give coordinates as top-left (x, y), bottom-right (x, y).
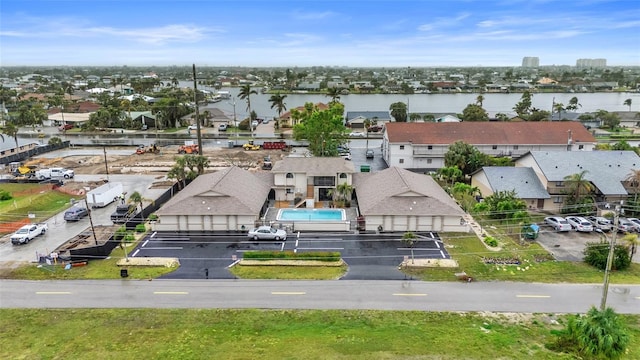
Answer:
top-left (0, 189), bottom-right (12, 201)
top-left (114, 226), bottom-right (127, 242)
top-left (484, 236), bottom-right (498, 247)
top-left (48, 136), bottom-right (62, 145)
top-left (243, 251), bottom-right (340, 262)
top-left (148, 213), bottom-right (158, 221)
top-left (583, 241), bottom-right (631, 271)
top-left (135, 224), bottom-right (146, 233)
top-left (124, 233), bottom-right (135, 243)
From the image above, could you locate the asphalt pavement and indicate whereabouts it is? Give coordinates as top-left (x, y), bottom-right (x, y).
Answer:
top-left (130, 231), bottom-right (448, 280)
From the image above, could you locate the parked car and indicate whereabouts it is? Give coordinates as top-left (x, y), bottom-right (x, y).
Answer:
top-left (565, 216), bottom-right (594, 232)
top-left (626, 218), bottom-right (640, 232)
top-left (586, 216), bottom-right (613, 232)
top-left (187, 124), bottom-right (198, 130)
top-left (544, 216), bottom-right (572, 232)
top-left (251, 120), bottom-right (259, 129)
top-left (366, 149), bottom-right (374, 159)
top-left (617, 218), bottom-right (637, 233)
top-left (349, 131), bottom-right (366, 137)
top-left (58, 123), bottom-right (73, 131)
top-left (247, 226), bottom-right (287, 241)
top-left (367, 125), bottom-right (383, 132)
top-left (64, 206), bottom-right (89, 221)
top-left (218, 123), bottom-right (228, 131)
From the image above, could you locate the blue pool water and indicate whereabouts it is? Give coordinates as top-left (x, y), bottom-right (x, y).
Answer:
top-left (277, 209), bottom-right (346, 221)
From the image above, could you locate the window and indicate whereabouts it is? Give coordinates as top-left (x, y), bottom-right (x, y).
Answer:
top-left (553, 196), bottom-right (563, 203)
top-left (286, 173), bottom-right (293, 179)
top-left (427, 159), bottom-right (432, 164)
top-left (578, 145), bottom-right (584, 150)
top-left (492, 145), bottom-right (498, 150)
top-left (314, 176), bottom-right (335, 187)
top-left (513, 145), bottom-right (519, 150)
top-left (339, 173), bottom-right (347, 179)
top-left (427, 145), bottom-right (432, 150)
top-left (555, 181), bottom-right (563, 187)
top-left (399, 159), bottom-right (404, 164)
top-left (286, 189), bottom-right (293, 194)
top-left (399, 145), bottom-right (405, 150)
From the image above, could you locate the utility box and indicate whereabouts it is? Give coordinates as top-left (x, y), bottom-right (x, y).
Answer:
top-left (360, 165), bottom-right (371, 172)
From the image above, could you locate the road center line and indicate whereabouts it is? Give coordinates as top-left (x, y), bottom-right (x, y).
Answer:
top-left (36, 291), bottom-right (71, 295)
top-left (154, 291), bottom-right (189, 295)
top-left (516, 295), bottom-right (551, 298)
top-left (393, 293), bottom-right (427, 297)
top-left (271, 292), bottom-right (306, 295)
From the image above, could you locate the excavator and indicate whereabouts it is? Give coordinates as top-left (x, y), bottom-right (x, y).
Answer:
top-left (135, 144), bottom-right (160, 155)
top-left (178, 144), bottom-right (200, 154)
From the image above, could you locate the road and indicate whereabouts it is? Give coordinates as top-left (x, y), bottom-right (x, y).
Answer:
top-left (1, 279), bottom-right (638, 314)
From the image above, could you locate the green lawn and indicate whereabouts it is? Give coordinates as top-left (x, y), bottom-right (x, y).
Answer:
top-left (0, 184), bottom-right (75, 227)
top-left (405, 233), bottom-right (640, 283)
top-left (3, 309), bottom-right (637, 359)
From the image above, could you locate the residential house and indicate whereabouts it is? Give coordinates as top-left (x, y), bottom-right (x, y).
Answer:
top-left (471, 167), bottom-right (550, 210)
top-left (154, 166), bottom-right (273, 232)
top-left (345, 111), bottom-right (392, 130)
top-left (515, 150), bottom-right (640, 211)
top-left (278, 102), bottom-right (330, 127)
top-left (382, 122), bottom-right (597, 171)
top-left (353, 167), bottom-right (466, 232)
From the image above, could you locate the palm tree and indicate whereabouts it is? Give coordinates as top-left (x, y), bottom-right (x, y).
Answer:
top-left (619, 233), bottom-right (639, 262)
top-left (238, 84), bottom-right (258, 119)
top-left (475, 95), bottom-right (485, 107)
top-left (128, 191), bottom-right (152, 220)
top-left (326, 87), bottom-right (341, 103)
top-left (1, 123), bottom-right (19, 153)
top-left (623, 98), bottom-right (632, 112)
top-left (402, 231), bottom-right (418, 264)
top-left (567, 96), bottom-right (581, 111)
top-left (268, 92), bottom-right (287, 118)
top-left (625, 169), bottom-right (640, 202)
top-left (553, 102), bottom-right (565, 120)
top-left (563, 170), bottom-right (594, 202)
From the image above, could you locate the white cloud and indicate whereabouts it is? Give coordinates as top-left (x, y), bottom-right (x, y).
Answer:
top-left (418, 12), bottom-right (471, 32)
top-left (88, 24), bottom-right (212, 44)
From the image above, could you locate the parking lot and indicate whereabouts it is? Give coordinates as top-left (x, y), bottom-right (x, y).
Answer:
top-left (536, 224), bottom-right (609, 261)
top-left (130, 231), bottom-right (448, 280)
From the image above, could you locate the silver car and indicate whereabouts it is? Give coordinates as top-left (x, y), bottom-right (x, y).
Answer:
top-left (586, 216), bottom-right (613, 232)
top-left (565, 216), bottom-right (593, 232)
top-left (247, 226), bottom-right (287, 241)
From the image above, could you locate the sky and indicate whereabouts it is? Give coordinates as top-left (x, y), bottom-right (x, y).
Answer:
top-left (1, 0), bottom-right (639, 67)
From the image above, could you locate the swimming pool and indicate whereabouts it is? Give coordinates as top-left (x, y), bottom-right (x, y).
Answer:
top-left (276, 208), bottom-right (346, 221)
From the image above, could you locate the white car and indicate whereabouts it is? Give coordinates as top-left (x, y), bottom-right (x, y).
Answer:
top-left (247, 226), bottom-right (287, 241)
top-left (565, 216), bottom-right (593, 232)
top-left (349, 131), bottom-right (366, 138)
top-left (617, 218), bottom-right (637, 233)
top-left (187, 124), bottom-right (198, 130)
top-left (544, 216), bottom-right (572, 232)
top-left (626, 218), bottom-right (640, 232)
top-left (586, 216), bottom-right (613, 232)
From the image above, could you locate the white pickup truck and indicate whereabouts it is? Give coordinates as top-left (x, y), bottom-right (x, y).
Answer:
top-left (34, 167), bottom-right (74, 180)
top-left (10, 223), bottom-right (48, 245)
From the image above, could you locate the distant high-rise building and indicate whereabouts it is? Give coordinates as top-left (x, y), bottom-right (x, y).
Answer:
top-left (576, 58), bottom-right (607, 68)
top-left (522, 57), bottom-right (539, 68)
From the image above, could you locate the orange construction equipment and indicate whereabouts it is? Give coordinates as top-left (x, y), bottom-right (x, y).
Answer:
top-left (178, 144), bottom-right (200, 154)
top-left (136, 144), bottom-right (160, 155)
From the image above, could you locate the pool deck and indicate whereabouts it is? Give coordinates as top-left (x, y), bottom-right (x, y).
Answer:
top-left (263, 201), bottom-right (359, 231)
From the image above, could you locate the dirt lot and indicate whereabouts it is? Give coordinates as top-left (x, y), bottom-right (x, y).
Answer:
top-left (536, 224), bottom-right (605, 261)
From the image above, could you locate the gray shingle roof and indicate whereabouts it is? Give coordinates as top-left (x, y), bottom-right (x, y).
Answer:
top-left (354, 167), bottom-right (465, 216)
top-left (345, 111), bottom-right (392, 121)
top-left (156, 166), bottom-right (272, 216)
top-left (481, 167), bottom-right (550, 199)
top-left (524, 151), bottom-right (640, 195)
top-left (271, 157), bottom-right (356, 175)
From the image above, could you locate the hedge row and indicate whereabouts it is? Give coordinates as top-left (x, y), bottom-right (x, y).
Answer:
top-left (243, 251), bottom-right (341, 262)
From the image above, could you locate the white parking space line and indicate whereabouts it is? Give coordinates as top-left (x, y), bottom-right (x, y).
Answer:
top-left (393, 293), bottom-right (427, 297)
top-left (434, 241), bottom-right (440, 249)
top-left (143, 247), bottom-right (183, 250)
top-left (397, 247), bottom-right (441, 251)
top-left (516, 295), bottom-right (551, 298)
top-left (36, 291), bottom-right (71, 295)
top-left (298, 247), bottom-right (344, 250)
top-left (131, 249), bottom-right (140, 257)
top-left (142, 239), bottom-right (150, 247)
top-left (272, 292), bottom-right (306, 295)
top-left (154, 291), bottom-right (188, 295)
top-left (440, 250), bottom-right (445, 258)
top-left (150, 232), bottom-right (157, 238)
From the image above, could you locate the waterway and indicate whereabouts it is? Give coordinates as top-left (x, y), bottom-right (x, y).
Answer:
top-left (189, 83), bottom-right (639, 120)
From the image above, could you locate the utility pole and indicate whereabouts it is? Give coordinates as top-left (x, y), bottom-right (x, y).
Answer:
top-left (600, 203), bottom-right (620, 311)
top-left (103, 147), bottom-right (109, 180)
top-left (83, 197), bottom-right (98, 245)
top-left (193, 64), bottom-right (203, 156)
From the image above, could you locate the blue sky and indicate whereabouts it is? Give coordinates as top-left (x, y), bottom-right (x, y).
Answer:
top-left (1, 0), bottom-right (639, 67)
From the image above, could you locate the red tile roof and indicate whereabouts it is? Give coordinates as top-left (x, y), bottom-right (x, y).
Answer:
top-left (385, 121), bottom-right (596, 145)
